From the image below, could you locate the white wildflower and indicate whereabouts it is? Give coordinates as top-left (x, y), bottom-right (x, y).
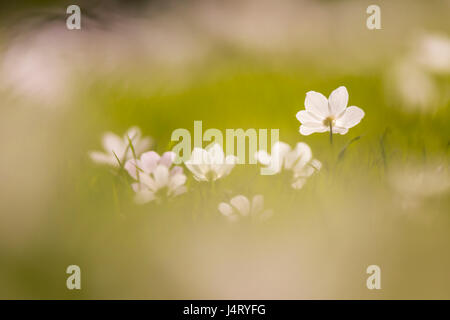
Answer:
top-left (296, 86), bottom-right (365, 136)
top-left (89, 126), bottom-right (152, 167)
top-left (184, 143), bottom-right (236, 182)
top-left (125, 151), bottom-right (187, 203)
top-left (218, 195), bottom-right (273, 222)
top-left (256, 141), bottom-right (321, 189)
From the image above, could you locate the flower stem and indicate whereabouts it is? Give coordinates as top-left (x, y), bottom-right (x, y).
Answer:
top-left (329, 123), bottom-right (333, 145)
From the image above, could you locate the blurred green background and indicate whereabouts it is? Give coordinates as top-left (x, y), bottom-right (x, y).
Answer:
top-left (0, 0), bottom-right (449, 299)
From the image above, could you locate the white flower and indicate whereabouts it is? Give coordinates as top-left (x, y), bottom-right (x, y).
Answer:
top-left (125, 151), bottom-right (187, 203)
top-left (387, 60), bottom-right (438, 112)
top-left (388, 161), bottom-right (450, 209)
top-left (184, 143), bottom-right (236, 182)
top-left (413, 33), bottom-right (450, 74)
top-left (255, 141), bottom-right (321, 189)
top-left (296, 86), bottom-right (365, 135)
top-left (218, 195), bottom-right (273, 222)
top-left (89, 127), bottom-right (152, 167)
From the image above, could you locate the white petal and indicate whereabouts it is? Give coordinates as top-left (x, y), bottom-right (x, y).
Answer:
top-left (135, 189), bottom-right (155, 204)
top-left (328, 86), bottom-right (348, 117)
top-left (336, 106), bottom-right (365, 129)
top-left (153, 165), bottom-right (170, 189)
top-left (89, 151), bottom-right (117, 166)
top-left (218, 202), bottom-right (234, 216)
top-left (331, 126), bottom-right (349, 135)
top-left (291, 177), bottom-right (307, 189)
top-left (124, 159), bottom-right (140, 180)
top-left (311, 159), bottom-right (322, 171)
top-left (188, 148), bottom-right (209, 165)
top-left (285, 142), bottom-right (312, 170)
top-left (135, 137), bottom-right (153, 154)
top-left (185, 162), bottom-right (208, 181)
top-left (102, 132), bottom-right (124, 156)
top-left (168, 173), bottom-right (187, 192)
top-left (170, 166), bottom-right (183, 176)
top-left (171, 186), bottom-right (187, 196)
top-left (296, 110), bottom-right (322, 124)
top-left (140, 151), bottom-right (160, 173)
top-left (125, 126), bottom-right (141, 140)
top-left (251, 195), bottom-right (264, 214)
top-left (299, 123), bottom-right (328, 135)
top-left (305, 91), bottom-right (329, 118)
top-left (140, 174), bottom-right (157, 191)
top-left (207, 143), bottom-right (225, 164)
top-left (255, 150), bottom-right (271, 165)
top-left (230, 195), bottom-right (251, 216)
top-left (271, 141), bottom-right (291, 170)
top-left (160, 151), bottom-right (176, 167)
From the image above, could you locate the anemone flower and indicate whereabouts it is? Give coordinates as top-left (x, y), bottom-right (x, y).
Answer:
top-left (296, 86), bottom-right (364, 143)
top-left (89, 127), bottom-right (152, 167)
top-left (184, 143), bottom-right (236, 182)
top-left (125, 151), bottom-right (187, 203)
top-left (218, 195), bottom-right (273, 222)
top-left (255, 141), bottom-right (321, 189)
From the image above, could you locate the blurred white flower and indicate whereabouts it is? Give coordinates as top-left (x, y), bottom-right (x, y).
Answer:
top-left (89, 127), bottom-right (152, 167)
top-left (389, 161), bottom-right (450, 209)
top-left (413, 33), bottom-right (450, 74)
top-left (256, 141), bottom-right (321, 189)
top-left (387, 61), bottom-right (438, 112)
top-left (184, 143), bottom-right (236, 182)
top-left (125, 151), bottom-right (187, 203)
top-left (296, 86), bottom-right (365, 136)
top-left (125, 151), bottom-right (175, 179)
top-left (218, 195), bottom-right (273, 222)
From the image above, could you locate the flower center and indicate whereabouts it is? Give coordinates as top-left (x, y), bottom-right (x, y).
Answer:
top-left (323, 116), bottom-right (335, 127)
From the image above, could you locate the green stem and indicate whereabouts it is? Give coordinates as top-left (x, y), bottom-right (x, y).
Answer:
top-left (329, 123), bottom-right (333, 145)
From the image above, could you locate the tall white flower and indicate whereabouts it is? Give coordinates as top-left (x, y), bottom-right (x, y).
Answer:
top-left (184, 143), bottom-right (236, 182)
top-left (256, 141), bottom-right (321, 189)
top-left (125, 151), bottom-right (187, 203)
top-left (218, 195), bottom-right (273, 222)
top-left (296, 86), bottom-right (364, 136)
top-left (89, 126), bottom-right (152, 167)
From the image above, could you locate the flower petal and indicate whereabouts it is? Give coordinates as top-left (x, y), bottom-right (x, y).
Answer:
top-left (89, 151), bottom-right (117, 166)
top-left (125, 159), bottom-right (140, 180)
top-left (255, 150), bottom-right (271, 165)
top-left (153, 165), bottom-right (170, 189)
top-left (160, 151), bottom-right (176, 167)
top-left (251, 195), bottom-right (264, 214)
top-left (296, 110), bottom-right (322, 124)
top-left (331, 126), bottom-right (349, 135)
top-left (168, 173), bottom-right (187, 191)
top-left (218, 202), bottom-right (234, 216)
top-left (336, 106), bottom-right (365, 129)
top-left (285, 142), bottom-right (312, 170)
top-left (140, 151), bottom-right (160, 173)
top-left (207, 143), bottom-right (225, 164)
top-left (102, 132), bottom-right (124, 156)
top-left (185, 162), bottom-right (208, 181)
top-left (135, 189), bottom-right (155, 204)
top-left (230, 195), bottom-right (251, 216)
top-left (328, 86), bottom-right (348, 116)
top-left (299, 123), bottom-right (328, 135)
top-left (305, 91), bottom-right (329, 118)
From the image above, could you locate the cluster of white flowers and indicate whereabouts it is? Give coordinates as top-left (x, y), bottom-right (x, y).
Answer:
top-left (124, 151), bottom-right (187, 204)
top-left (90, 85), bottom-right (364, 221)
top-left (255, 141), bottom-right (321, 189)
